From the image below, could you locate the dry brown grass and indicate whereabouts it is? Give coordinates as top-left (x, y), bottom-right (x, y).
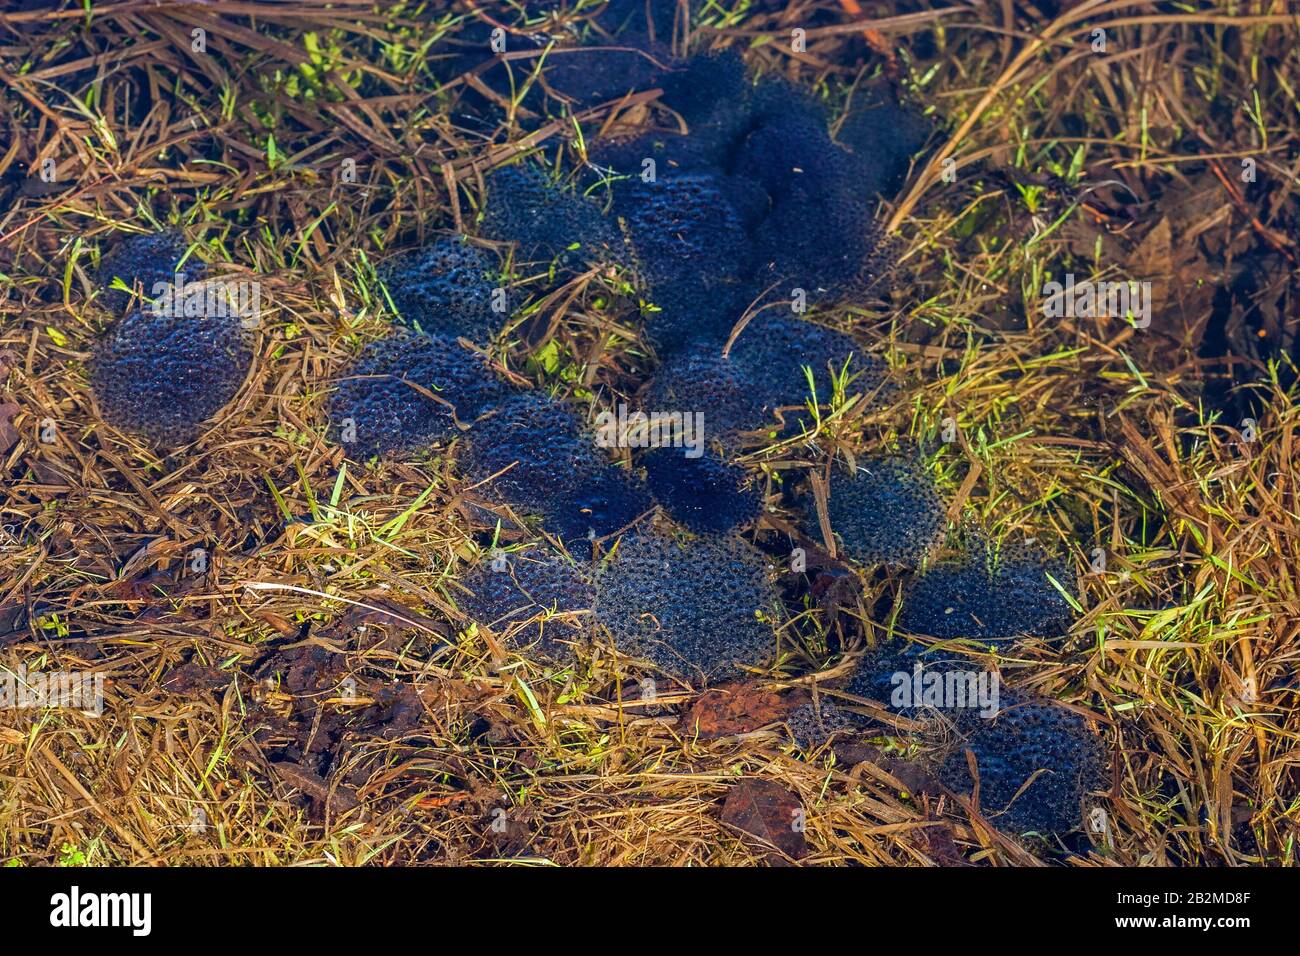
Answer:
top-left (1, 0), bottom-right (1298, 866)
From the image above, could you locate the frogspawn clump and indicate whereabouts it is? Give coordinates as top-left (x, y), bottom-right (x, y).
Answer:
top-left (543, 45), bottom-right (669, 110)
top-left (784, 700), bottom-right (859, 749)
top-left (642, 447), bottom-right (762, 535)
top-left (590, 52), bottom-right (757, 177)
top-left (480, 164), bottom-right (619, 268)
top-left (461, 392), bottom-right (609, 509)
top-left (734, 112), bottom-right (891, 303)
top-left (616, 175), bottom-right (752, 285)
top-left (591, 53), bottom-right (826, 184)
top-left (843, 641), bottom-right (995, 723)
top-left (834, 89), bottom-right (932, 196)
top-left (96, 229), bottom-right (207, 313)
top-left (588, 52), bottom-right (899, 323)
top-left (614, 173), bottom-right (754, 351)
top-left (810, 456), bottom-right (945, 565)
top-left (541, 467), bottom-right (652, 555)
top-left (452, 1), bottom-right (677, 116)
top-left (461, 393), bottom-right (650, 552)
top-left (591, 0), bottom-right (683, 41)
top-left (898, 538), bottom-right (1077, 641)
top-left (939, 694), bottom-right (1107, 835)
top-left (841, 647), bottom-right (1107, 834)
top-left (456, 549), bottom-right (595, 661)
top-left (90, 308), bottom-right (251, 444)
top-left (329, 330), bottom-right (515, 461)
top-left (594, 533), bottom-right (779, 683)
top-left (642, 349), bottom-right (769, 447)
top-left (729, 316), bottom-right (888, 411)
top-left (643, 324), bottom-right (890, 453)
top-left (379, 238), bottom-right (506, 344)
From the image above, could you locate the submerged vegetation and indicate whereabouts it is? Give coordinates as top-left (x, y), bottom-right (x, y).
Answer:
top-left (0, 0), bottom-right (1298, 867)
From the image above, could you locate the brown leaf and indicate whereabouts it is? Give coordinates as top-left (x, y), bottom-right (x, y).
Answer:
top-left (272, 760), bottom-right (329, 798)
top-left (1126, 217), bottom-right (1173, 279)
top-left (1125, 217), bottom-right (1174, 318)
top-left (161, 662), bottom-right (230, 694)
top-left (831, 735), bottom-right (882, 766)
top-left (116, 536), bottom-right (181, 583)
top-left (317, 596), bottom-right (447, 640)
top-left (884, 759), bottom-right (942, 797)
top-left (721, 778), bottom-right (807, 861)
top-left (684, 683), bottom-right (795, 738)
top-left (0, 603), bottom-right (26, 643)
top-left (255, 609), bottom-right (299, 636)
top-left (1059, 215), bottom-right (1126, 264)
top-left (838, 743), bottom-right (942, 796)
top-left (0, 403), bottom-right (19, 455)
top-left (921, 823), bottom-right (971, 867)
top-left (1123, 206), bottom-right (1219, 349)
top-left (272, 760), bottom-right (360, 813)
top-left (483, 805), bottom-right (533, 857)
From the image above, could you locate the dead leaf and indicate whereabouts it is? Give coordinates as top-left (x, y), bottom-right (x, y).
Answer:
top-left (684, 683), bottom-right (794, 738)
top-left (483, 805), bottom-right (533, 857)
top-left (1126, 194), bottom-right (1221, 350)
top-left (255, 609), bottom-right (299, 636)
top-left (721, 778), bottom-right (807, 861)
top-left (0, 602), bottom-right (24, 640)
top-left (272, 760), bottom-right (360, 813)
top-left (840, 743), bottom-right (943, 796)
top-left (317, 595), bottom-right (447, 640)
top-left (0, 403), bottom-right (19, 455)
top-left (1060, 215), bottom-right (1126, 264)
top-left (413, 791), bottom-right (474, 810)
top-left (161, 662), bottom-right (230, 694)
top-left (1126, 217), bottom-right (1173, 316)
top-left (116, 536), bottom-right (180, 583)
top-left (921, 823), bottom-right (971, 867)
top-left (831, 735), bottom-right (880, 766)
